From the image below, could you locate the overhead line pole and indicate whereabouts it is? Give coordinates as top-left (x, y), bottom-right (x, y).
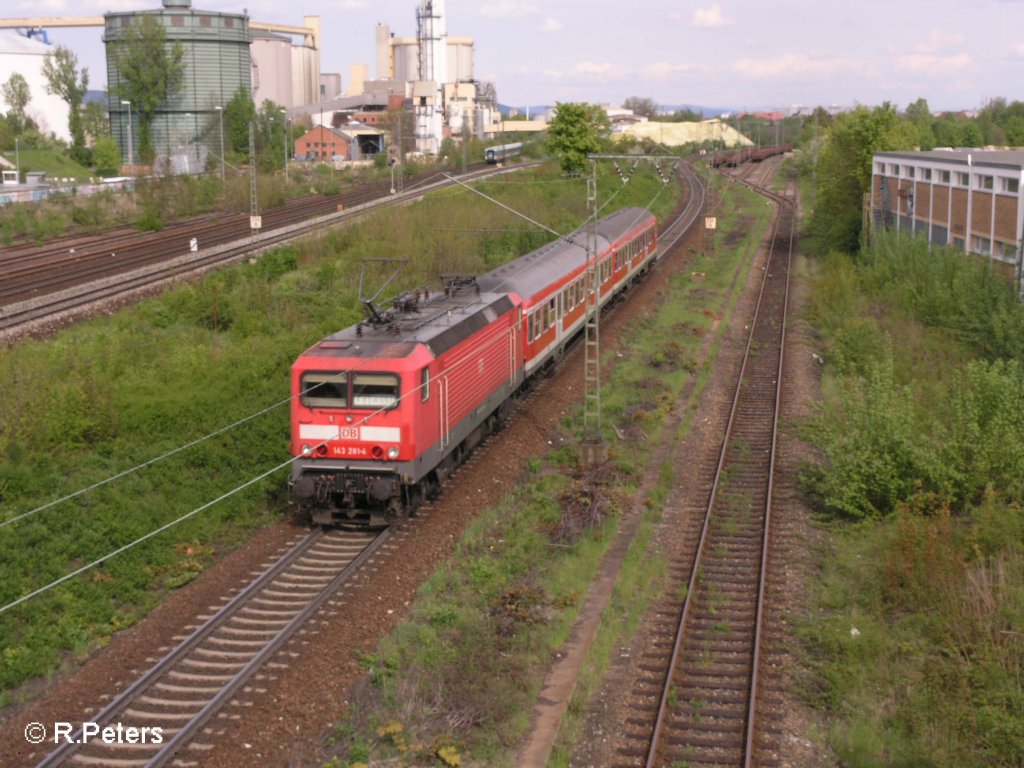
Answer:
top-left (580, 151), bottom-right (679, 464)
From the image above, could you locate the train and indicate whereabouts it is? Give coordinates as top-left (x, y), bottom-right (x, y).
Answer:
top-left (289, 206), bottom-right (659, 526)
top-left (710, 144), bottom-right (792, 168)
top-left (484, 142), bottom-right (523, 164)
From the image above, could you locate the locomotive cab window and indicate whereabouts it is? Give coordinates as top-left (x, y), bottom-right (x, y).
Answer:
top-left (352, 373), bottom-right (400, 409)
top-left (301, 372), bottom-right (348, 408)
top-left (421, 367), bottom-right (430, 402)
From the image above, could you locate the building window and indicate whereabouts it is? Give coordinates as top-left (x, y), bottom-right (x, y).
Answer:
top-left (890, 164), bottom-right (900, 175)
top-left (972, 235), bottom-right (991, 254)
top-left (1002, 177), bottom-right (1020, 194)
top-left (225, 17), bottom-right (233, 27)
top-left (939, 170), bottom-right (951, 183)
top-left (200, 15), bottom-right (212, 27)
top-left (921, 168), bottom-right (932, 181)
top-left (956, 172), bottom-right (969, 186)
top-left (875, 162), bottom-right (885, 174)
top-left (171, 16), bottom-right (183, 26)
top-left (976, 174), bottom-right (993, 190)
top-left (906, 167), bottom-right (915, 179)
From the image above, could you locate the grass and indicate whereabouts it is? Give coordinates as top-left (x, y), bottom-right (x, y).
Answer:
top-left (1, 150), bottom-right (94, 183)
top-left (798, 232), bottom-right (1024, 766)
top-left (0, 160), bottom-right (678, 706)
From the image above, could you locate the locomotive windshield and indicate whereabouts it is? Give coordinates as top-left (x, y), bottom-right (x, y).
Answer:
top-left (352, 373), bottom-right (400, 409)
top-left (300, 371), bottom-right (399, 410)
top-left (301, 372), bottom-right (348, 407)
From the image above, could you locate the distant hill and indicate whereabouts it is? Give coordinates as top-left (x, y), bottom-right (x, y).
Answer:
top-left (659, 104), bottom-right (733, 118)
top-left (499, 103), bottom-right (735, 120)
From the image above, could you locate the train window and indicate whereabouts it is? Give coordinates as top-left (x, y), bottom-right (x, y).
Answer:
top-left (352, 373), bottom-right (400, 409)
top-left (301, 372), bottom-right (348, 408)
top-left (528, 313), bottom-right (535, 342)
top-left (421, 367), bottom-right (430, 402)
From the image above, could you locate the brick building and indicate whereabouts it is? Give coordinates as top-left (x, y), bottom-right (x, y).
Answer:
top-left (293, 124), bottom-right (385, 163)
top-left (871, 150), bottom-right (1024, 284)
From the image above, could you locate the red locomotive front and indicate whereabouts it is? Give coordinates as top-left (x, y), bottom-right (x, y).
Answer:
top-left (289, 284), bottom-right (522, 526)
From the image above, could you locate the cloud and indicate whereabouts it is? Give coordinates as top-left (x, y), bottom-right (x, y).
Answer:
top-left (573, 61), bottom-right (615, 76)
top-left (540, 17), bottom-right (563, 32)
top-left (732, 53), bottom-right (857, 79)
top-left (18, 0), bottom-right (68, 11)
top-left (1016, 42), bottom-right (1024, 57)
top-left (479, 2), bottom-right (541, 17)
top-left (896, 52), bottom-right (972, 75)
top-left (82, 0), bottom-right (148, 10)
top-left (644, 61), bottom-right (710, 79)
top-left (544, 61), bottom-right (621, 80)
top-left (691, 3), bottom-right (732, 29)
top-left (913, 29), bottom-right (966, 54)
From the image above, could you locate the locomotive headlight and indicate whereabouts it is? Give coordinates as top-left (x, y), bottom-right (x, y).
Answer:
top-left (388, 446), bottom-right (400, 460)
top-left (301, 444), bottom-right (312, 456)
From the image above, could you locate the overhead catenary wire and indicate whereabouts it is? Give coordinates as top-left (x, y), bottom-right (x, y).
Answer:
top-left (0, 393), bottom-right (295, 529)
top-left (0, 459), bottom-right (290, 616)
top-left (1, 162), bottom-right (678, 544)
top-left (1, 164), bottom-right (681, 614)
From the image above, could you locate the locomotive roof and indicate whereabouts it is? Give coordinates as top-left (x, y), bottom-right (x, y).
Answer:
top-left (305, 289), bottom-right (516, 360)
top-left (476, 207), bottom-right (653, 301)
top-left (301, 207), bottom-right (653, 363)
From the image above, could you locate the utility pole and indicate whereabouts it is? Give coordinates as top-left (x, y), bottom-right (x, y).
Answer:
top-left (461, 117), bottom-right (468, 174)
top-left (249, 122), bottom-right (260, 240)
top-left (580, 159), bottom-right (605, 462)
top-left (214, 106), bottom-right (225, 183)
top-left (580, 151), bottom-right (678, 464)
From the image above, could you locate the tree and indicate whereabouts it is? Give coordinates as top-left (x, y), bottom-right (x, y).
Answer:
top-left (665, 107), bottom-right (703, 123)
top-left (255, 99), bottom-right (287, 171)
top-left (91, 135), bottom-right (121, 176)
top-left (81, 101), bottom-right (109, 144)
top-left (545, 102), bottom-right (609, 175)
top-left (623, 96), bottom-right (658, 120)
top-left (2, 73), bottom-right (30, 134)
top-left (109, 15), bottom-right (186, 162)
top-left (904, 97), bottom-right (935, 150)
top-left (41, 45), bottom-right (89, 163)
top-left (223, 85), bottom-right (257, 161)
top-left (807, 103), bottom-right (917, 253)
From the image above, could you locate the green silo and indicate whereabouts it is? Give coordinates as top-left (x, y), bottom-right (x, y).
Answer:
top-left (104, 0), bottom-right (251, 174)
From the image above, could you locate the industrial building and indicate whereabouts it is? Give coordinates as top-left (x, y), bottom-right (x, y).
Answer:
top-left (373, 0), bottom-right (500, 153)
top-left (2, 3), bottom-right (323, 173)
top-left (871, 150), bottom-right (1024, 283)
top-left (292, 123), bottom-right (384, 164)
top-left (0, 30), bottom-right (71, 142)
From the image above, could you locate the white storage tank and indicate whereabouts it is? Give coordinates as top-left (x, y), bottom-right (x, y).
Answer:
top-left (391, 36), bottom-right (419, 82)
top-left (251, 30), bottom-right (293, 107)
top-left (447, 37), bottom-right (473, 82)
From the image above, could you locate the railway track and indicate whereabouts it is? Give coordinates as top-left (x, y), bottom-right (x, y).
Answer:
top-left (612, 171), bottom-right (796, 768)
top-left (33, 527), bottom-right (388, 768)
top-left (0, 163), bottom-right (498, 336)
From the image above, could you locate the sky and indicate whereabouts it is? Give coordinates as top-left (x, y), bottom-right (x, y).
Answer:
top-left (8, 0), bottom-right (1023, 113)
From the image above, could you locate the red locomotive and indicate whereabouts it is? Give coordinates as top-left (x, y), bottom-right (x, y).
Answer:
top-left (289, 206), bottom-right (658, 525)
